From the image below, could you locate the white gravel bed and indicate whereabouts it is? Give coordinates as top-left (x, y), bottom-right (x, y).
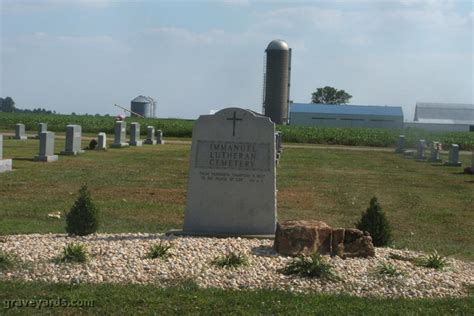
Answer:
top-left (1, 233), bottom-right (473, 298)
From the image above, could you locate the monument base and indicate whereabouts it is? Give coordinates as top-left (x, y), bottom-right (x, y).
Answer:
top-left (0, 159), bottom-right (12, 173)
top-left (165, 229), bottom-right (274, 240)
top-left (143, 140), bottom-right (157, 145)
top-left (444, 162), bottom-right (462, 167)
top-left (129, 141), bottom-right (143, 146)
top-left (111, 143), bottom-right (129, 148)
top-left (60, 150), bottom-right (85, 156)
top-left (403, 150), bottom-right (415, 157)
top-left (34, 155), bottom-right (58, 162)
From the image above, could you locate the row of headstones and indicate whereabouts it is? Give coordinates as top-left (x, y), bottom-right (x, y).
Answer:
top-left (395, 135), bottom-right (473, 168)
top-left (110, 121), bottom-right (164, 148)
top-left (275, 131), bottom-right (283, 165)
top-left (5, 121), bottom-right (165, 164)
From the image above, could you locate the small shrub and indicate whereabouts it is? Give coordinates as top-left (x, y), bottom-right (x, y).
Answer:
top-left (0, 250), bottom-right (15, 270)
top-left (66, 185), bottom-right (99, 236)
top-left (88, 139), bottom-right (98, 150)
top-left (57, 243), bottom-right (88, 263)
top-left (377, 262), bottom-right (403, 276)
top-left (280, 253), bottom-right (339, 281)
top-left (146, 242), bottom-right (172, 259)
top-left (355, 197), bottom-right (392, 247)
top-left (212, 252), bottom-right (249, 269)
top-left (416, 250), bottom-right (448, 270)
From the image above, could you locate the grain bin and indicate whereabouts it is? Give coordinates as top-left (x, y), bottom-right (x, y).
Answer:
top-left (262, 40), bottom-right (291, 125)
top-left (130, 95), bottom-right (156, 118)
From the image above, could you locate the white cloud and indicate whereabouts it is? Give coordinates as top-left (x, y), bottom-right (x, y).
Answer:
top-left (0, 0), bottom-right (139, 13)
top-left (143, 27), bottom-right (226, 45)
top-left (257, 6), bottom-right (344, 31)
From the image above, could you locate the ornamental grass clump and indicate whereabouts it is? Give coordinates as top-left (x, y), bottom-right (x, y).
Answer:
top-left (212, 252), bottom-right (249, 269)
top-left (377, 262), bottom-right (403, 277)
top-left (66, 185), bottom-right (99, 236)
top-left (280, 253), bottom-right (339, 281)
top-left (416, 250), bottom-right (448, 270)
top-left (57, 243), bottom-right (88, 263)
top-left (0, 250), bottom-right (15, 270)
top-left (355, 197), bottom-right (392, 247)
top-left (146, 242), bottom-right (172, 259)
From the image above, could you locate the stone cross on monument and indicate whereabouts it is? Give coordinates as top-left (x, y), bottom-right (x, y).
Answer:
top-left (226, 111), bottom-right (243, 136)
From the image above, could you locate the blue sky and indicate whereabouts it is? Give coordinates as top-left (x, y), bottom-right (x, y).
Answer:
top-left (1, 0), bottom-right (472, 120)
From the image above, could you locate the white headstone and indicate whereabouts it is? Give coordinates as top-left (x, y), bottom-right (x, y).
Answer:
top-left (129, 122), bottom-right (143, 146)
top-left (34, 131), bottom-right (58, 162)
top-left (111, 121), bottom-right (129, 148)
top-left (428, 141), bottom-right (442, 162)
top-left (37, 123), bottom-right (47, 139)
top-left (97, 133), bottom-right (107, 150)
top-left (15, 124), bottom-right (27, 140)
top-left (156, 129), bottom-right (165, 144)
top-left (181, 108), bottom-right (276, 236)
top-left (0, 134), bottom-right (13, 172)
top-left (415, 139), bottom-right (426, 160)
top-left (61, 125), bottom-right (84, 155)
top-left (445, 144), bottom-right (462, 167)
top-left (144, 126), bottom-right (156, 145)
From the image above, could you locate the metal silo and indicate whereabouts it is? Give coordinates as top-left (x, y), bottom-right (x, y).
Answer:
top-left (131, 95), bottom-right (156, 118)
top-left (263, 39), bottom-right (291, 125)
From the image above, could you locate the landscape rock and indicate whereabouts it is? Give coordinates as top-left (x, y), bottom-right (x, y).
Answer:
top-left (274, 220), bottom-right (375, 258)
top-left (274, 220), bottom-right (332, 256)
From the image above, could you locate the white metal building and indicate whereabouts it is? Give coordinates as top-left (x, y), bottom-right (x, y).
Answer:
top-left (289, 103), bottom-right (404, 129)
top-left (404, 102), bottom-right (474, 132)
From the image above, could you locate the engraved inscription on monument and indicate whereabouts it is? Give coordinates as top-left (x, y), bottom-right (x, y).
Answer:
top-left (195, 141), bottom-right (270, 171)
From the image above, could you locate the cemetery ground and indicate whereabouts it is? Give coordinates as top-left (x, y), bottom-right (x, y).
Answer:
top-left (1, 135), bottom-right (473, 314)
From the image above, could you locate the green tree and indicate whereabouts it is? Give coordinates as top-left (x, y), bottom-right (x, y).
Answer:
top-left (311, 86), bottom-right (352, 104)
top-left (66, 185), bottom-right (100, 236)
top-left (0, 96), bottom-right (16, 112)
top-left (355, 197), bottom-right (392, 247)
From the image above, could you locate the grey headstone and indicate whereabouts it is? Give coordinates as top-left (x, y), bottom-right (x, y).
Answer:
top-left (111, 121), bottom-right (129, 148)
top-left (0, 134), bottom-right (13, 172)
top-left (144, 126), bottom-right (156, 145)
top-left (445, 144), bottom-right (462, 166)
top-left (395, 135), bottom-right (405, 153)
top-left (428, 141), bottom-right (442, 163)
top-left (37, 123), bottom-right (47, 139)
top-left (415, 139), bottom-right (426, 160)
top-left (156, 129), bottom-right (165, 144)
top-left (129, 122), bottom-right (143, 146)
top-left (34, 131), bottom-right (58, 162)
top-left (275, 131), bottom-right (283, 153)
top-left (61, 125), bottom-right (84, 155)
top-left (15, 124), bottom-right (27, 140)
top-left (97, 133), bottom-right (107, 150)
top-left (180, 108), bottom-right (276, 236)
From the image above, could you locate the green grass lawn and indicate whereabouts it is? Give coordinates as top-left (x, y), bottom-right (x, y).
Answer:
top-left (1, 282), bottom-right (473, 315)
top-left (1, 137), bottom-right (473, 314)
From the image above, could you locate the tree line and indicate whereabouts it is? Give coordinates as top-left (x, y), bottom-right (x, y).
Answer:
top-left (0, 97), bottom-right (56, 114)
